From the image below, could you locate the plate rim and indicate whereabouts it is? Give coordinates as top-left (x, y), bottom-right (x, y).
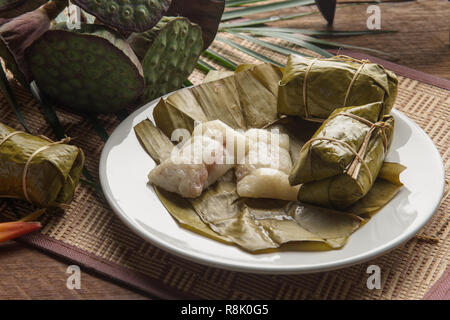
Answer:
top-left (99, 98), bottom-right (445, 274)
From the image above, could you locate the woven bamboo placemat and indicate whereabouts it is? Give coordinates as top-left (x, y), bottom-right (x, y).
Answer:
top-left (0, 35), bottom-right (449, 299)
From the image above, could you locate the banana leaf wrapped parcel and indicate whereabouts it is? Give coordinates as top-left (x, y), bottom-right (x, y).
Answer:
top-left (0, 122), bottom-right (84, 207)
top-left (290, 102), bottom-right (395, 209)
top-left (134, 65), bottom-right (405, 252)
top-left (278, 54), bottom-right (398, 121)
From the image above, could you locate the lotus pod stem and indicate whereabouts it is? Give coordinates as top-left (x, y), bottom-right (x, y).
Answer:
top-left (128, 16), bottom-right (203, 103)
top-left (0, 0), bottom-right (47, 19)
top-left (71, 0), bottom-right (172, 33)
top-left (26, 23), bottom-right (145, 113)
top-left (0, 0), bottom-right (68, 86)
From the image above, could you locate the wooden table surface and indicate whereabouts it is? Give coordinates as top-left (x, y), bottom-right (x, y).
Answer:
top-left (0, 0), bottom-right (448, 300)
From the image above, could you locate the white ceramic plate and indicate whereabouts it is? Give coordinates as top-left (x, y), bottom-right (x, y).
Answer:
top-left (99, 98), bottom-right (445, 274)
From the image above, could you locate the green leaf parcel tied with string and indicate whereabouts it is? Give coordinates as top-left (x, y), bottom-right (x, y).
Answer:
top-left (291, 102), bottom-right (397, 209)
top-left (0, 122), bottom-right (84, 207)
top-left (278, 54), bottom-right (398, 122)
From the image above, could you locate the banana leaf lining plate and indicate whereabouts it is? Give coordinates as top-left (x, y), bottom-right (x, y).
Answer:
top-left (99, 95), bottom-right (445, 274)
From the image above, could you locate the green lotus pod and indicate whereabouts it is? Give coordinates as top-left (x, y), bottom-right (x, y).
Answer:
top-left (167, 0), bottom-right (225, 50)
top-left (26, 23), bottom-right (145, 113)
top-left (128, 16), bottom-right (203, 103)
top-left (71, 0), bottom-right (172, 32)
top-left (0, 0), bottom-right (47, 19)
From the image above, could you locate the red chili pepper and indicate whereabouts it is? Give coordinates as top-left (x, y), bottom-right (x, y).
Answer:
top-left (0, 221), bottom-right (41, 243)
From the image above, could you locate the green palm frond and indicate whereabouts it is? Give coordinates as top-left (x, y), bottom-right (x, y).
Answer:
top-left (222, 26), bottom-right (395, 37)
top-left (217, 36), bottom-right (284, 67)
top-left (85, 114), bottom-right (109, 143)
top-left (225, 0), bottom-right (268, 7)
top-left (219, 11), bottom-right (318, 29)
top-left (0, 64), bottom-right (31, 133)
top-left (222, 0), bottom-right (315, 21)
top-left (197, 59), bottom-right (217, 73)
top-left (227, 31), bottom-right (311, 57)
top-left (203, 49), bottom-right (238, 70)
top-left (207, 0), bottom-right (396, 70)
top-left (29, 81), bottom-right (105, 198)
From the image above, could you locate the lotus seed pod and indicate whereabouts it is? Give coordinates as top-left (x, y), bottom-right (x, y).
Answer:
top-left (128, 16), bottom-right (203, 103)
top-left (71, 0), bottom-right (172, 33)
top-left (0, 0), bottom-right (68, 86)
top-left (0, 0), bottom-right (47, 19)
top-left (167, 0), bottom-right (224, 50)
top-left (0, 0), bottom-right (24, 12)
top-left (26, 23), bottom-right (145, 113)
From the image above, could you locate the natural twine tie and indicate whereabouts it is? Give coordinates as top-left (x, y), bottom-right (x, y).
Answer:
top-left (0, 130), bottom-right (71, 204)
top-left (343, 63), bottom-right (366, 107)
top-left (293, 55), bottom-right (371, 122)
top-left (300, 112), bottom-right (391, 185)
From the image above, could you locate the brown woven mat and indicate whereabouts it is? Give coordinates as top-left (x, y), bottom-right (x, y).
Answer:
top-left (1, 33), bottom-right (449, 299)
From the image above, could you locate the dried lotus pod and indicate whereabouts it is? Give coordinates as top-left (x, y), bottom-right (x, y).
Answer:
top-left (0, 0), bottom-right (24, 12)
top-left (0, 0), bottom-right (68, 86)
top-left (167, 0), bottom-right (225, 50)
top-left (26, 23), bottom-right (145, 113)
top-left (71, 0), bottom-right (172, 32)
top-left (128, 16), bottom-right (203, 103)
top-left (0, 0), bottom-right (47, 19)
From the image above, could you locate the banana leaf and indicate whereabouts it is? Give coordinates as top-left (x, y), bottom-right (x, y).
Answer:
top-left (291, 102), bottom-right (396, 209)
top-left (134, 63), bottom-right (404, 252)
top-left (203, 63), bottom-right (282, 128)
top-left (348, 162), bottom-right (406, 217)
top-left (135, 118), bottom-right (363, 251)
top-left (278, 54), bottom-right (398, 121)
top-left (154, 62), bottom-right (282, 136)
top-left (202, 70), bottom-right (234, 83)
top-left (0, 122), bottom-right (84, 207)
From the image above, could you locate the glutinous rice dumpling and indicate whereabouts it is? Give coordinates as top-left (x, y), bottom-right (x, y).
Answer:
top-left (147, 120), bottom-right (247, 198)
top-left (236, 128), bottom-right (300, 201)
top-left (290, 102), bottom-right (394, 209)
top-left (0, 122), bottom-right (85, 207)
top-left (278, 54), bottom-right (398, 122)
